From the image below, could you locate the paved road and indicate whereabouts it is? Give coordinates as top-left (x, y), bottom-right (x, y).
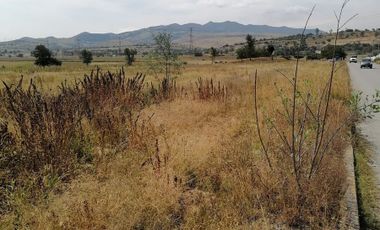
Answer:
top-left (348, 62), bottom-right (380, 190)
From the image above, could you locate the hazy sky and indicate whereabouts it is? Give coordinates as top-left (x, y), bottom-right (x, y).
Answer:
top-left (1, 0), bottom-right (379, 41)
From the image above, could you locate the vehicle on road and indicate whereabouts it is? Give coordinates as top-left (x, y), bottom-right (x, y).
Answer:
top-left (349, 55), bottom-right (358, 63)
top-left (360, 58), bottom-right (373, 69)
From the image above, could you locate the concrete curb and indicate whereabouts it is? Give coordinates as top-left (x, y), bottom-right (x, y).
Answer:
top-left (340, 145), bottom-right (360, 229)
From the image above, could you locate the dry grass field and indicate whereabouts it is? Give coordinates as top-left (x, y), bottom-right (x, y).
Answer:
top-left (0, 56), bottom-right (352, 229)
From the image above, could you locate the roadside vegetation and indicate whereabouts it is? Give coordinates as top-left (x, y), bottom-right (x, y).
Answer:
top-left (353, 135), bottom-right (380, 229)
top-left (255, 28), bottom-right (380, 58)
top-left (350, 90), bottom-right (380, 229)
top-left (1, 1), bottom-right (377, 229)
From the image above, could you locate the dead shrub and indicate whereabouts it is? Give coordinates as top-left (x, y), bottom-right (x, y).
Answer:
top-left (0, 78), bottom-right (92, 219)
top-left (177, 119), bottom-right (346, 228)
top-left (194, 77), bottom-right (228, 101)
top-left (55, 68), bottom-right (155, 148)
top-left (80, 68), bottom-right (146, 111)
top-left (0, 68), bottom-right (159, 218)
top-left (0, 121), bottom-right (16, 214)
top-left (251, 2), bottom-right (362, 227)
top-left (2, 78), bottom-right (88, 178)
top-left (149, 77), bottom-right (186, 102)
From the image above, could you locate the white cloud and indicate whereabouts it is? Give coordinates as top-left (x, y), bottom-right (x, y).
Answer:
top-left (195, 0), bottom-right (266, 8)
top-left (284, 5), bottom-right (310, 14)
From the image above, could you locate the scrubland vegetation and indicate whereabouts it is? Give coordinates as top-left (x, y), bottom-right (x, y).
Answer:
top-left (2, 2), bottom-right (377, 227)
top-left (257, 28), bottom-right (380, 58)
top-left (0, 55), bottom-right (354, 229)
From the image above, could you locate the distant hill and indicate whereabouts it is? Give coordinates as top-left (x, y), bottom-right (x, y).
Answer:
top-left (0, 21), bottom-right (317, 52)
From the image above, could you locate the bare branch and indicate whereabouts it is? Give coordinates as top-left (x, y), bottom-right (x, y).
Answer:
top-left (334, 11), bottom-right (339, 22)
top-left (292, 5), bottom-right (315, 187)
top-left (275, 69), bottom-right (320, 122)
top-left (275, 69), bottom-right (293, 85)
top-left (309, 0), bottom-right (351, 179)
top-left (254, 70), bottom-right (273, 169)
top-left (269, 120), bottom-right (292, 153)
top-left (339, 14), bottom-right (359, 30)
top-left (274, 83), bottom-right (292, 123)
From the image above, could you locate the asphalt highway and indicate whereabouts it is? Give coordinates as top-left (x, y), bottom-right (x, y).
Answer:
top-left (349, 62), bottom-right (380, 190)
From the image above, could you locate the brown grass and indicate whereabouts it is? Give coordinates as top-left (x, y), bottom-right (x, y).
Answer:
top-left (0, 58), bottom-right (351, 229)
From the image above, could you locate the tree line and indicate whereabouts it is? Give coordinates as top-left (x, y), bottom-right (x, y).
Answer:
top-left (30, 32), bottom-right (353, 68)
top-left (31, 45), bottom-right (138, 67)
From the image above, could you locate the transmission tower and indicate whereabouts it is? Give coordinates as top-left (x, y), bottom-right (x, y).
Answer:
top-left (76, 38), bottom-right (81, 55)
top-left (118, 36), bottom-right (122, 55)
top-left (189, 27), bottom-right (194, 54)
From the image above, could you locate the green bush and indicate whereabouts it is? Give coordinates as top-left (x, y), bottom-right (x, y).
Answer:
top-left (321, 45), bottom-right (347, 59)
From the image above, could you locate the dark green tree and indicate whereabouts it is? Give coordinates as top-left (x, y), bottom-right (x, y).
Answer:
top-left (124, 48), bottom-right (137, 65)
top-left (210, 47), bottom-right (218, 64)
top-left (246, 34), bottom-right (256, 60)
top-left (321, 45), bottom-right (347, 59)
top-left (236, 47), bottom-right (247, 60)
top-left (31, 45), bottom-right (61, 67)
top-left (80, 49), bottom-right (93, 66)
top-left (236, 34), bottom-right (256, 60)
top-left (267, 45), bottom-right (275, 60)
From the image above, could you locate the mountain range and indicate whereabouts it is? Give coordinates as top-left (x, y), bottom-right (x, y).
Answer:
top-left (0, 21), bottom-right (316, 52)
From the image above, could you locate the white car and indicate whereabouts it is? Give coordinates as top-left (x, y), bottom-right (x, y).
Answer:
top-left (349, 56), bottom-right (358, 63)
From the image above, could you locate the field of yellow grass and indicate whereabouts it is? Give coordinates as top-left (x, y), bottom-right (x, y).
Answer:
top-left (0, 57), bottom-right (352, 229)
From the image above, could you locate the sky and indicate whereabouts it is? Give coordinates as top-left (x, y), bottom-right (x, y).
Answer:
top-left (1, 0), bottom-right (380, 41)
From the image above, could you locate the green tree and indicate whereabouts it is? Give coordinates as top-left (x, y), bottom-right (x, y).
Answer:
top-left (236, 34), bottom-right (256, 60)
top-left (146, 32), bottom-right (183, 80)
top-left (246, 34), bottom-right (256, 60)
top-left (210, 47), bottom-right (218, 64)
top-left (80, 49), bottom-right (93, 66)
top-left (321, 45), bottom-right (347, 59)
top-left (31, 45), bottom-right (61, 67)
top-left (236, 47), bottom-right (247, 60)
top-left (124, 48), bottom-right (137, 65)
top-left (267, 45), bottom-right (275, 60)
